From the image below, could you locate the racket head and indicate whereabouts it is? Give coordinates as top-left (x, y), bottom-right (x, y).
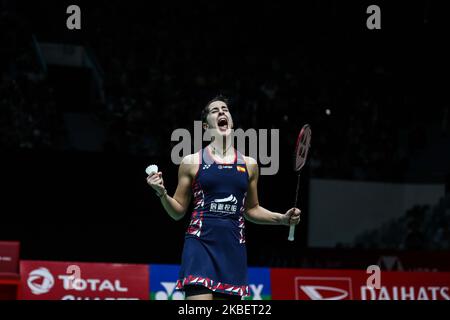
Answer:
top-left (294, 124), bottom-right (312, 172)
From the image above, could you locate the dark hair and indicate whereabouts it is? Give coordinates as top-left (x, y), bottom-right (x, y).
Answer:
top-left (201, 94), bottom-right (230, 124)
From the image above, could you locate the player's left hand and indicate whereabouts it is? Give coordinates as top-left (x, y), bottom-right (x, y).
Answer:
top-left (282, 208), bottom-right (301, 226)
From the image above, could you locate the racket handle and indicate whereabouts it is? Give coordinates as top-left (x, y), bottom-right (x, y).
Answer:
top-left (288, 225), bottom-right (295, 241)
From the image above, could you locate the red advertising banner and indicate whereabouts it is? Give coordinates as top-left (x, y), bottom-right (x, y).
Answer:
top-left (299, 249), bottom-right (450, 272)
top-left (0, 241), bottom-right (20, 274)
top-left (19, 260), bottom-right (149, 300)
top-left (271, 268), bottom-right (450, 300)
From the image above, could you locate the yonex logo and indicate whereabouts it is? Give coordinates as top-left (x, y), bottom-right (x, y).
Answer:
top-left (247, 284), bottom-right (264, 300)
top-left (154, 282), bottom-right (184, 300)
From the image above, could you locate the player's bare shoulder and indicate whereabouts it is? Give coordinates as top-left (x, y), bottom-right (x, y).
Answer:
top-left (180, 152), bottom-right (201, 178)
top-left (243, 155), bottom-right (257, 165)
top-left (243, 155), bottom-right (258, 179)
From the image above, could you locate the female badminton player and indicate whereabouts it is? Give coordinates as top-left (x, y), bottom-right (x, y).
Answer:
top-left (146, 96), bottom-right (301, 300)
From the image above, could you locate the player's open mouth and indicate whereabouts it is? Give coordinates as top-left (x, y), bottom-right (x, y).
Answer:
top-left (217, 117), bottom-right (229, 132)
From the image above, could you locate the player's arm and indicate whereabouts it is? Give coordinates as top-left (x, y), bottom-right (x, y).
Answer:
top-left (243, 156), bottom-right (300, 225)
top-left (147, 155), bottom-right (196, 221)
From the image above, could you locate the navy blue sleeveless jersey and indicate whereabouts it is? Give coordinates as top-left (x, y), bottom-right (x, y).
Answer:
top-left (176, 147), bottom-right (250, 297)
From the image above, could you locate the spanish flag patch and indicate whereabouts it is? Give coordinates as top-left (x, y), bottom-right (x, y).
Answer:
top-left (236, 165), bottom-right (246, 173)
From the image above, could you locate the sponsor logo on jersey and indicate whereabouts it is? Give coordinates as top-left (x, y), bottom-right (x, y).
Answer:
top-left (210, 194), bottom-right (238, 213)
top-left (218, 165), bottom-right (233, 170)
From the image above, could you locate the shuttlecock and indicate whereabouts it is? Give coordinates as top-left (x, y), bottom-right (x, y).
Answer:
top-left (145, 164), bottom-right (158, 175)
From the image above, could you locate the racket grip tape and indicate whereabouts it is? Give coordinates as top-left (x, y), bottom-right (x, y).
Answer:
top-left (288, 225), bottom-right (295, 241)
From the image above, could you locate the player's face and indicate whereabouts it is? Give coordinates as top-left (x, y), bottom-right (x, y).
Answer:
top-left (205, 101), bottom-right (234, 137)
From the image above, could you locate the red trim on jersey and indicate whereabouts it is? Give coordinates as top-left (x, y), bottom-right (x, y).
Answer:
top-left (176, 275), bottom-right (250, 297)
top-left (191, 151), bottom-right (202, 189)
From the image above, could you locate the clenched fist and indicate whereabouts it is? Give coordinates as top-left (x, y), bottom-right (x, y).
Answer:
top-left (146, 172), bottom-right (167, 197)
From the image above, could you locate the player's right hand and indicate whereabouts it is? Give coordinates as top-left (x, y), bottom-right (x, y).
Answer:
top-left (146, 172), bottom-right (166, 196)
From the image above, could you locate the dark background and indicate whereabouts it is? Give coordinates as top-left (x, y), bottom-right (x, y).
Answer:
top-left (1, 1), bottom-right (449, 268)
